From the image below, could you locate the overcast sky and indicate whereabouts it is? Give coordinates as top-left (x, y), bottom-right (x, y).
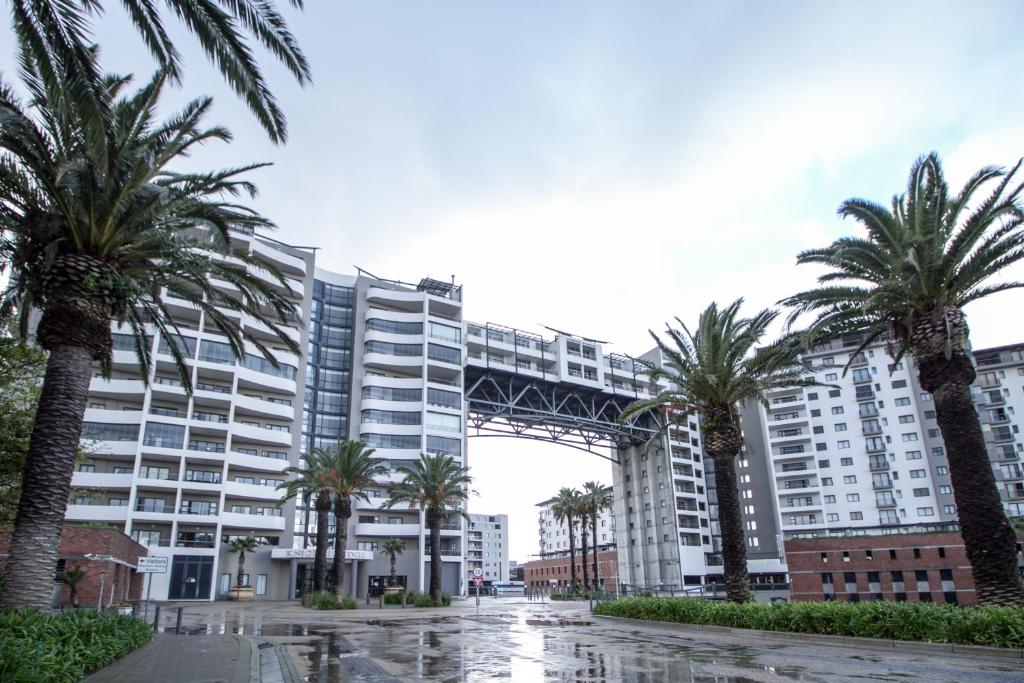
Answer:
top-left (5, 1), bottom-right (1024, 563)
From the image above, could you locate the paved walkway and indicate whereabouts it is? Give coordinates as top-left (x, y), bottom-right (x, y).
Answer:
top-left (83, 633), bottom-right (252, 683)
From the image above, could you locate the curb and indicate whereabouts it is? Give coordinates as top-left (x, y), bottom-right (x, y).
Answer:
top-left (591, 614), bottom-right (1024, 660)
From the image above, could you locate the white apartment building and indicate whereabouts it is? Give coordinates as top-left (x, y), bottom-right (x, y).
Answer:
top-left (465, 513), bottom-right (509, 584)
top-left (972, 344), bottom-right (1024, 516)
top-left (536, 486), bottom-right (616, 558)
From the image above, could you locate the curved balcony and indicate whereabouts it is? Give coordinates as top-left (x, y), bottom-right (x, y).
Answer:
top-left (234, 393), bottom-right (294, 420)
top-left (365, 308), bottom-right (424, 325)
top-left (71, 472), bottom-right (133, 489)
top-left (65, 504), bottom-right (130, 523)
top-left (228, 449), bottom-right (290, 472)
top-left (354, 522), bottom-right (422, 537)
top-left (231, 421), bottom-right (293, 447)
top-left (362, 352), bottom-right (423, 373)
top-left (89, 377), bottom-right (147, 398)
top-left (236, 365), bottom-right (297, 395)
top-left (251, 238), bottom-right (307, 276)
top-left (224, 480), bottom-right (282, 501)
top-left (221, 511), bottom-right (286, 531)
top-left (366, 286), bottom-right (425, 312)
top-left (361, 375), bottom-right (423, 390)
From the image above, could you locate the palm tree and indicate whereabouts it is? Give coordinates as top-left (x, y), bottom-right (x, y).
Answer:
top-left (279, 452), bottom-right (332, 593)
top-left (388, 453), bottom-right (472, 607)
top-left (574, 493), bottom-right (590, 592)
top-left (317, 440), bottom-right (387, 599)
top-left (9, 0), bottom-right (310, 143)
top-left (228, 536), bottom-right (262, 588)
top-left (621, 301), bottom-right (816, 603)
top-left (0, 49), bottom-right (300, 610)
top-left (583, 481), bottom-right (612, 591)
top-left (551, 487), bottom-right (580, 591)
top-left (782, 152), bottom-right (1024, 606)
top-left (381, 538), bottom-right (404, 588)
top-left (61, 565), bottom-right (85, 607)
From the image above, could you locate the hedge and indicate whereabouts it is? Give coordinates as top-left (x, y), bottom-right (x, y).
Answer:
top-left (308, 592), bottom-right (358, 610)
top-left (592, 597), bottom-right (1024, 648)
top-left (0, 608), bottom-right (153, 682)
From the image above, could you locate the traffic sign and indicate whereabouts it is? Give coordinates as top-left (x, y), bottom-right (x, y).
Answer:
top-left (136, 557), bottom-right (169, 574)
top-left (472, 567), bottom-right (483, 578)
top-left (472, 576), bottom-right (483, 587)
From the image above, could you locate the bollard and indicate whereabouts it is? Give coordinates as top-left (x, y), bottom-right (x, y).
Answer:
top-left (379, 593), bottom-right (384, 609)
top-left (153, 605), bottom-right (161, 631)
top-left (401, 592), bottom-right (407, 608)
top-left (175, 607), bottom-right (184, 634)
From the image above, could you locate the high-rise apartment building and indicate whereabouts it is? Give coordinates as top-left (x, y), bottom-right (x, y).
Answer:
top-left (972, 344), bottom-right (1024, 516)
top-left (536, 486), bottom-right (616, 558)
top-left (465, 513), bottom-right (508, 584)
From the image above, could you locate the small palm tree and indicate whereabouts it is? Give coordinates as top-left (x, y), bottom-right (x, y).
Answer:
top-left (61, 565), bottom-right (85, 607)
top-left (9, 0), bottom-right (311, 143)
top-left (279, 452), bottom-right (333, 593)
top-left (228, 536), bottom-right (262, 588)
top-left (621, 300), bottom-right (816, 603)
top-left (317, 440), bottom-right (387, 599)
top-left (583, 481), bottom-right (612, 591)
top-left (381, 539), bottom-right (404, 588)
top-left (0, 50), bottom-right (299, 610)
top-left (574, 493), bottom-right (590, 592)
top-left (388, 453), bottom-right (472, 607)
top-left (551, 488), bottom-right (580, 591)
top-left (782, 153), bottom-right (1024, 606)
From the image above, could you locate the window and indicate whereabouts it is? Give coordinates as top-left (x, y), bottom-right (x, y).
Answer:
top-left (850, 511), bottom-right (863, 520)
top-left (901, 433), bottom-right (918, 442)
top-left (813, 426), bottom-right (825, 434)
top-left (834, 423), bottom-right (847, 432)
top-left (824, 495), bottom-right (836, 503)
top-left (816, 443), bottom-right (827, 451)
top-left (847, 493), bottom-right (860, 502)
top-left (818, 459), bottom-right (830, 468)
top-left (898, 415), bottom-right (915, 424)
top-left (199, 339), bottom-right (234, 364)
top-left (843, 475), bottom-right (857, 484)
top-left (894, 397), bottom-right (911, 406)
top-left (825, 373), bottom-right (838, 381)
top-left (426, 412), bottom-right (461, 433)
top-left (81, 422), bottom-right (139, 442)
top-left (837, 440), bottom-right (850, 449)
top-left (362, 409), bottom-right (421, 425)
top-left (840, 457), bottom-right (853, 466)
top-left (932, 447), bottom-right (945, 457)
top-left (943, 505), bottom-right (956, 514)
top-left (808, 392), bottom-right (819, 400)
top-left (822, 477), bottom-right (833, 486)
top-left (912, 487), bottom-right (930, 497)
top-left (831, 406), bottom-right (844, 415)
top-left (810, 409), bottom-right (821, 417)
top-left (938, 485), bottom-right (952, 495)
top-left (828, 389), bottom-right (841, 398)
top-left (429, 322), bottom-right (461, 343)
top-left (916, 507), bottom-right (935, 516)
top-left (365, 340), bottom-right (421, 357)
top-left (366, 318), bottom-right (422, 335)
top-left (905, 450), bottom-right (922, 460)
top-left (427, 343), bottom-right (460, 364)
top-left (826, 513), bottom-right (840, 522)
top-left (142, 422), bottom-right (184, 448)
top-left (927, 429), bottom-right (940, 439)
top-left (936, 466), bottom-right (948, 475)
top-left (892, 380), bottom-right (907, 389)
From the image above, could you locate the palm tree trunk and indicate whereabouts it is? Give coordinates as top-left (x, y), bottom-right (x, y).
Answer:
top-left (332, 497), bottom-right (351, 599)
top-left (313, 493), bottom-right (331, 592)
top-left (567, 519), bottom-right (577, 589)
top-left (705, 407), bottom-right (751, 603)
top-left (0, 344), bottom-right (93, 609)
top-left (390, 554), bottom-right (396, 586)
top-left (580, 513), bottom-right (590, 592)
top-left (236, 551), bottom-right (246, 587)
top-left (427, 507), bottom-right (443, 606)
top-left (591, 509), bottom-right (600, 591)
top-left (916, 351), bottom-right (1024, 605)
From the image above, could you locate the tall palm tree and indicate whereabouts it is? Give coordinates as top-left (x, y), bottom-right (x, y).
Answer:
top-left (621, 301), bottom-right (816, 603)
top-left (279, 452), bottom-right (333, 593)
top-left (574, 493), bottom-right (590, 591)
top-left (0, 50), bottom-right (299, 610)
top-left (583, 481), bottom-right (612, 591)
top-left (381, 538), bottom-right (404, 588)
top-left (782, 152), bottom-right (1024, 606)
top-left (317, 440), bottom-right (387, 599)
top-left (551, 487), bottom-right (580, 591)
top-left (228, 536), bottom-right (262, 588)
top-left (9, 0), bottom-right (311, 143)
top-left (387, 453), bottom-right (472, 607)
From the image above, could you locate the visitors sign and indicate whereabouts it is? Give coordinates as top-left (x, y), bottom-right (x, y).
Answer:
top-left (136, 557), bottom-right (169, 573)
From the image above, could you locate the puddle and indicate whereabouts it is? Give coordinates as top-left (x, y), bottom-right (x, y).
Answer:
top-left (525, 619), bottom-right (594, 627)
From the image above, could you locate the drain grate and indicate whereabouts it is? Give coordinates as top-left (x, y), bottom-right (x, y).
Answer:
top-left (257, 641), bottom-right (276, 650)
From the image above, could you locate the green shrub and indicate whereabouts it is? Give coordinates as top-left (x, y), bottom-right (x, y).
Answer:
top-left (592, 597), bottom-right (1024, 648)
top-left (441, 592), bottom-right (452, 606)
top-left (383, 591), bottom-right (405, 605)
top-left (413, 594), bottom-right (432, 608)
top-left (0, 608), bottom-right (152, 682)
top-left (308, 591), bottom-right (338, 610)
top-left (338, 596), bottom-right (358, 610)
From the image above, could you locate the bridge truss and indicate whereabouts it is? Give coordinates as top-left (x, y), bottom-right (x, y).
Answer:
top-left (463, 365), bottom-right (660, 461)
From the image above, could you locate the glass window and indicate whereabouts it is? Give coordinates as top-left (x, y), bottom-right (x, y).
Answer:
top-left (365, 340), bottom-right (422, 357)
top-left (243, 354), bottom-right (297, 380)
top-left (427, 343), bottom-right (460, 364)
top-left (363, 386), bottom-right (422, 402)
top-left (142, 422), bottom-right (184, 448)
top-left (81, 422), bottom-right (139, 442)
top-left (366, 318), bottom-right (423, 335)
top-left (426, 435), bottom-right (461, 457)
top-left (362, 409), bottom-right (421, 425)
top-left (429, 322), bottom-right (461, 343)
top-left (199, 339), bottom-right (234, 364)
top-left (426, 387), bottom-right (460, 409)
top-left (426, 412), bottom-right (461, 433)
top-left (362, 433), bottom-right (421, 450)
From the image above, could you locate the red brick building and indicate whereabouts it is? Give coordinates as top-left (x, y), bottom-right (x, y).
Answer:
top-left (785, 528), bottom-right (1024, 605)
top-left (0, 525), bottom-right (148, 608)
top-left (524, 550), bottom-right (618, 591)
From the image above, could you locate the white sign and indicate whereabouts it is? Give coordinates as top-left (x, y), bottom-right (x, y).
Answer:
top-left (472, 567), bottom-right (483, 578)
top-left (270, 548), bottom-right (373, 561)
top-left (136, 557), bottom-right (169, 574)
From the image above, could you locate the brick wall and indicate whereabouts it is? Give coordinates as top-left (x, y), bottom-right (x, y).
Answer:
top-left (785, 530), bottom-right (1024, 605)
top-left (523, 550), bottom-right (619, 589)
top-left (0, 525), bottom-right (148, 607)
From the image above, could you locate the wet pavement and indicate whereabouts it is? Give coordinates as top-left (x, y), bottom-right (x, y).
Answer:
top-left (155, 598), bottom-right (1023, 682)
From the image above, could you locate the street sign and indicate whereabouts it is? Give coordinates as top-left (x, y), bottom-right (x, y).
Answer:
top-left (472, 576), bottom-right (483, 587)
top-left (472, 567), bottom-right (483, 578)
top-left (136, 557), bottom-right (169, 574)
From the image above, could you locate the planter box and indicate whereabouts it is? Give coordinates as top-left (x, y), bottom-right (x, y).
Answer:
top-left (227, 586), bottom-right (253, 602)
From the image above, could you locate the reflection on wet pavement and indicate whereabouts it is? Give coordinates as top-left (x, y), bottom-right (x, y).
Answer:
top-left (165, 600), bottom-right (1024, 682)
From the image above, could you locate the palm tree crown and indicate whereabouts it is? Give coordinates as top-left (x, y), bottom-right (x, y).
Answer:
top-left (782, 152), bottom-right (1024, 364)
top-left (583, 481), bottom-right (612, 589)
top-left (10, 0), bottom-right (311, 142)
top-left (551, 487), bottom-right (580, 588)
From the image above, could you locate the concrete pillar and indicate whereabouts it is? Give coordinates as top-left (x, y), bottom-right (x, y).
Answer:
top-left (350, 559), bottom-right (358, 597)
top-left (288, 559), bottom-right (297, 599)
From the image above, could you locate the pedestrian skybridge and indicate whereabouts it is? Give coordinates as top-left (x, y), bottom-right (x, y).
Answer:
top-left (463, 322), bottom-right (664, 459)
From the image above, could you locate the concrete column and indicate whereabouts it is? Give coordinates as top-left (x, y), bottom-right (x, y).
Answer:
top-left (350, 559), bottom-right (358, 596)
top-left (288, 559), bottom-right (297, 599)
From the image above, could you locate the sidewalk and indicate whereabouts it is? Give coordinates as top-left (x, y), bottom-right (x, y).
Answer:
top-left (83, 633), bottom-right (254, 683)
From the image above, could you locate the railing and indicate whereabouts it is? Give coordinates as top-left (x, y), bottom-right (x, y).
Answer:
top-left (192, 411), bottom-right (228, 423)
top-left (188, 441), bottom-right (225, 453)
